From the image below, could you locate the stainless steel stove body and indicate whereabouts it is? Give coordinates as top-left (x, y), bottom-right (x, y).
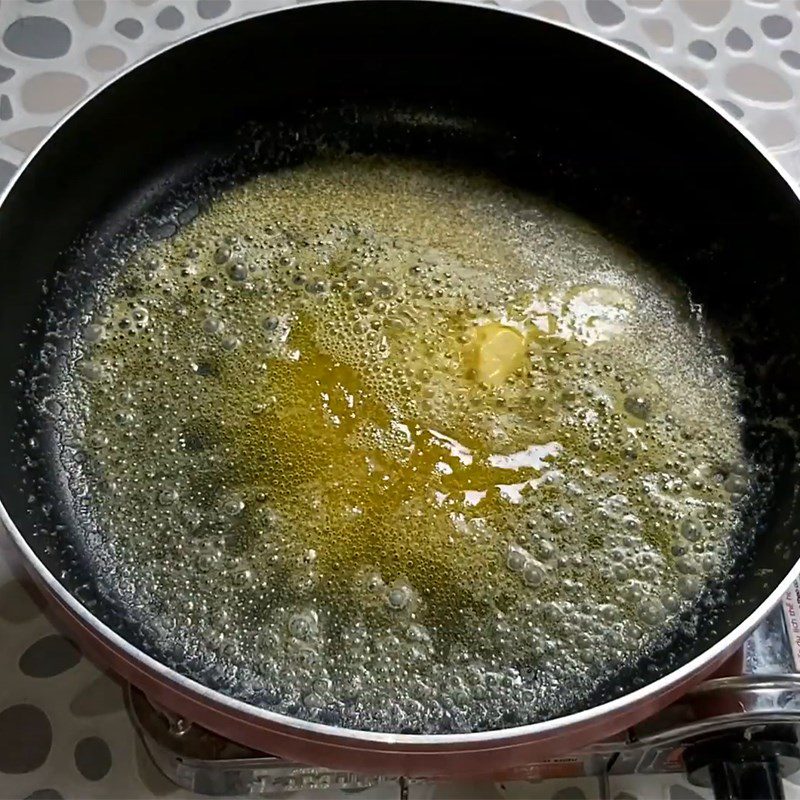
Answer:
top-left (129, 592), bottom-right (800, 799)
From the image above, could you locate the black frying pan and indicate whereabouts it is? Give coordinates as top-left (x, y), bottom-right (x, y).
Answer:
top-left (1, 0), bottom-right (800, 788)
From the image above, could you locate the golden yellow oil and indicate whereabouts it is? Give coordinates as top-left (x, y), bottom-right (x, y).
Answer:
top-left (56, 156), bottom-right (748, 732)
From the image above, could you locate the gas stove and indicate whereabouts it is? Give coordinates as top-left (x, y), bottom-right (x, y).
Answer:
top-left (127, 586), bottom-right (800, 799)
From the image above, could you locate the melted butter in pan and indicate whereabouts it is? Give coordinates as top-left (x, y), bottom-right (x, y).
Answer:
top-left (51, 156), bottom-right (750, 733)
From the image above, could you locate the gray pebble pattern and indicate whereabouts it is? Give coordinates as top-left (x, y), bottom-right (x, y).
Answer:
top-left (0, 704), bottom-right (52, 774)
top-left (3, 16), bottom-right (71, 58)
top-left (74, 736), bottom-right (112, 781)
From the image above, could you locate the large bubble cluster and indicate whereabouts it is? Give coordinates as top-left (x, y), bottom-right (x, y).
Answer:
top-left (47, 156), bottom-right (749, 733)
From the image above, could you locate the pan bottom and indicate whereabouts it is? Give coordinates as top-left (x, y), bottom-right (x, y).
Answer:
top-left (30, 150), bottom-right (756, 735)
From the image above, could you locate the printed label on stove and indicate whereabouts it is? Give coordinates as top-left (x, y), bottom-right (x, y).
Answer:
top-left (781, 578), bottom-right (800, 671)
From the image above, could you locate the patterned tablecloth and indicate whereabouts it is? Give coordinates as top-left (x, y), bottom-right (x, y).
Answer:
top-left (2, 0), bottom-right (800, 797)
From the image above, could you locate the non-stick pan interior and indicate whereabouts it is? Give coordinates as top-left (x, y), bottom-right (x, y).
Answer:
top-left (2, 1), bottom-right (800, 731)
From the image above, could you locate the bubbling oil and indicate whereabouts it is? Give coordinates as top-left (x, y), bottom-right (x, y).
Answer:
top-left (51, 156), bottom-right (749, 733)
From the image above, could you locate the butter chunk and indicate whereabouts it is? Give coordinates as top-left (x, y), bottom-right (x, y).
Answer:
top-left (470, 323), bottom-right (526, 386)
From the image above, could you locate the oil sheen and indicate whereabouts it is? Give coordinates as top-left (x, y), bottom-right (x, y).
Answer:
top-left (52, 157), bottom-right (749, 733)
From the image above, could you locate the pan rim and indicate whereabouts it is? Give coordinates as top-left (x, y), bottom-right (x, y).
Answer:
top-left (1, 0), bottom-right (799, 748)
